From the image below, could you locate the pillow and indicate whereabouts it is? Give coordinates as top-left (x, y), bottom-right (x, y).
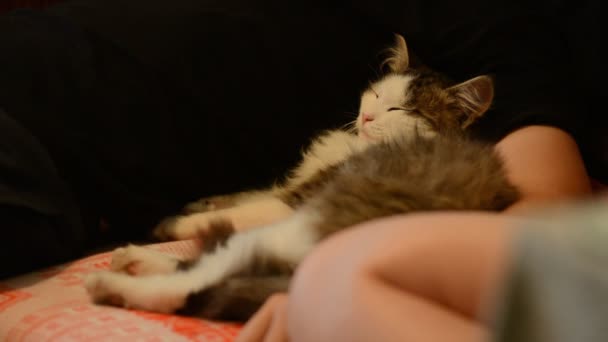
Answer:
top-left (0, 240), bottom-right (242, 341)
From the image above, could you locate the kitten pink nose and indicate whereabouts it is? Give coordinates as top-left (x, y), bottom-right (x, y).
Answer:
top-left (362, 113), bottom-right (375, 123)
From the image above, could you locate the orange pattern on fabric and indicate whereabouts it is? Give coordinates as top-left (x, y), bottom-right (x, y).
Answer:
top-left (0, 285), bottom-right (32, 313)
top-left (0, 241), bottom-right (242, 341)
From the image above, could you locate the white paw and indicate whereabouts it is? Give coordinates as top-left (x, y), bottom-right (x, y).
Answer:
top-left (182, 199), bottom-right (218, 214)
top-left (84, 271), bottom-right (186, 313)
top-left (84, 271), bottom-right (125, 307)
top-left (182, 194), bottom-right (242, 214)
top-left (111, 245), bottom-right (178, 276)
top-left (153, 213), bottom-right (215, 241)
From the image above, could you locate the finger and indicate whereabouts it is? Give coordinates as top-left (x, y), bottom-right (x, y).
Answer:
top-left (236, 293), bottom-right (288, 342)
top-left (263, 294), bottom-right (289, 342)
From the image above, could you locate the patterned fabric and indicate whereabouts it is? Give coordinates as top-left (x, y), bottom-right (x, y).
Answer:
top-left (0, 241), bottom-right (242, 341)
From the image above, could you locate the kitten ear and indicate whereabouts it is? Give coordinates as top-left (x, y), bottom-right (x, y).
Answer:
top-left (448, 75), bottom-right (494, 128)
top-left (382, 34), bottom-right (410, 73)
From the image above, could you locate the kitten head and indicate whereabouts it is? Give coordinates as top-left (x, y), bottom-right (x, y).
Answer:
top-left (357, 34), bottom-right (494, 142)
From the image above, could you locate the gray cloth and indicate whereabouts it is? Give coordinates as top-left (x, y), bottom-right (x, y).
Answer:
top-left (494, 202), bottom-right (608, 342)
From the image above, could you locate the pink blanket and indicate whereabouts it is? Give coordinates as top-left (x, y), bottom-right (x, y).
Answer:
top-left (0, 241), bottom-right (242, 341)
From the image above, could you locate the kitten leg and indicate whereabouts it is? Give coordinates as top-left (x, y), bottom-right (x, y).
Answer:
top-left (84, 271), bottom-right (188, 313)
top-left (154, 197), bottom-right (294, 241)
top-left (86, 211), bottom-right (319, 314)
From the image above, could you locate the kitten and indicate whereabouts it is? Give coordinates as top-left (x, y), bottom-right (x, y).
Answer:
top-left (153, 34), bottom-right (496, 241)
top-left (84, 34), bottom-right (519, 321)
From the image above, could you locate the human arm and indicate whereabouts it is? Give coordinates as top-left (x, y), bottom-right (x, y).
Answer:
top-left (495, 125), bottom-right (591, 213)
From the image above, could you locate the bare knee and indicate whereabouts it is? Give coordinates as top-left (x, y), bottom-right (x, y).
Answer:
top-left (286, 214), bottom-right (513, 341)
top-left (287, 227), bottom-right (378, 342)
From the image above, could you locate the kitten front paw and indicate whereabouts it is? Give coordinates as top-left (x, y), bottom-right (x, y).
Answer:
top-left (152, 215), bottom-right (199, 241)
top-left (153, 213), bottom-right (224, 241)
top-left (182, 194), bottom-right (240, 214)
top-left (111, 245), bottom-right (179, 276)
top-left (182, 198), bottom-right (219, 214)
top-left (152, 215), bottom-right (182, 241)
top-left (153, 213), bottom-right (236, 252)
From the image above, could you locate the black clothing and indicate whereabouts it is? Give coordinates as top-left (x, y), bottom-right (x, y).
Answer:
top-left (48, 0), bottom-right (607, 176)
top-left (0, 109), bottom-right (85, 278)
top-left (349, 0), bottom-right (605, 179)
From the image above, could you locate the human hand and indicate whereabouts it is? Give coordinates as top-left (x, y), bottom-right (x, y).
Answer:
top-left (236, 293), bottom-right (290, 342)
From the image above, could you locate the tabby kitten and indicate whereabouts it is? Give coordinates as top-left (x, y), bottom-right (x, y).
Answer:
top-left (84, 34), bottom-right (519, 321)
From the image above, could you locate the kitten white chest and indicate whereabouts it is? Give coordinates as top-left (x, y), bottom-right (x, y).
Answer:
top-left (286, 130), bottom-right (368, 189)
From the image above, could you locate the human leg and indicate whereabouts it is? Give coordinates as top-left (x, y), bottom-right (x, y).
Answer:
top-left (287, 213), bottom-right (518, 342)
top-left (0, 8), bottom-right (190, 236)
top-left (0, 205), bottom-right (83, 279)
